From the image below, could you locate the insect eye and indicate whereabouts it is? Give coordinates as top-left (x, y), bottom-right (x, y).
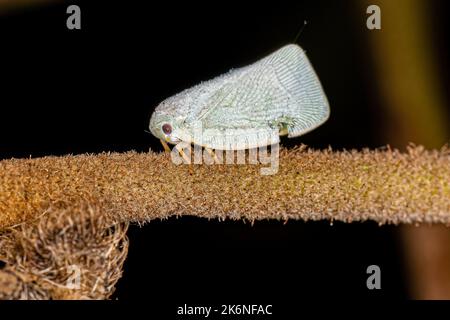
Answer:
top-left (162, 123), bottom-right (172, 135)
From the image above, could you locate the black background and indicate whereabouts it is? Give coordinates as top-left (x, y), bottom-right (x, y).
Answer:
top-left (1, 0), bottom-right (449, 304)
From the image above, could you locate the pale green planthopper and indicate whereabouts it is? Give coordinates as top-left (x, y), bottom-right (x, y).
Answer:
top-left (149, 44), bottom-right (330, 151)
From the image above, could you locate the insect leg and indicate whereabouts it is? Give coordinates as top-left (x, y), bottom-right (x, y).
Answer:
top-left (204, 147), bottom-right (219, 164)
top-left (270, 116), bottom-right (296, 136)
top-left (160, 139), bottom-right (172, 153)
top-left (177, 145), bottom-right (192, 164)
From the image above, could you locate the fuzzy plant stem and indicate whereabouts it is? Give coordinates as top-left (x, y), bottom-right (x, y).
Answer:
top-left (0, 145), bottom-right (449, 230)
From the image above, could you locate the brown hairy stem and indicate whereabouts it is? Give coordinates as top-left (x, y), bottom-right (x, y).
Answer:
top-left (0, 144), bottom-right (449, 230)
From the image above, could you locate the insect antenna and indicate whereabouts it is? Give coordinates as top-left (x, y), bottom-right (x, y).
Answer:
top-left (292, 20), bottom-right (308, 44)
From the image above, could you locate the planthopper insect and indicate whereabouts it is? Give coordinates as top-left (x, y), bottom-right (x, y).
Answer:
top-left (149, 44), bottom-right (330, 151)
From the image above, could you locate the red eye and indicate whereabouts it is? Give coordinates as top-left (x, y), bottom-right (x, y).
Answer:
top-left (162, 123), bottom-right (172, 135)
